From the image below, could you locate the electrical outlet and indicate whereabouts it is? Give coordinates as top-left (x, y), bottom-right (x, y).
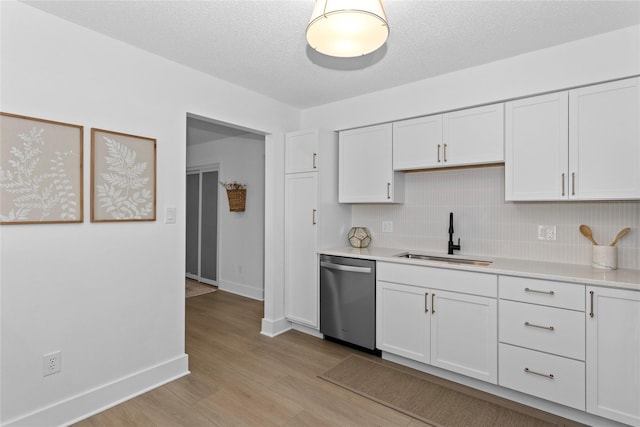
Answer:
top-left (382, 221), bottom-right (393, 233)
top-left (43, 351), bottom-right (61, 377)
top-left (537, 225), bottom-right (557, 241)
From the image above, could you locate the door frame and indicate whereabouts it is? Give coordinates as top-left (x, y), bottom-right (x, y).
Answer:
top-left (186, 163), bottom-right (220, 286)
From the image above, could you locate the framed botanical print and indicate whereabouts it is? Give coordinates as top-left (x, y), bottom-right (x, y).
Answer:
top-left (0, 112), bottom-right (83, 224)
top-left (91, 128), bottom-right (156, 222)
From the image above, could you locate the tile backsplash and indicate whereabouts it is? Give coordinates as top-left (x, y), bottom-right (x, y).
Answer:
top-left (352, 166), bottom-right (640, 270)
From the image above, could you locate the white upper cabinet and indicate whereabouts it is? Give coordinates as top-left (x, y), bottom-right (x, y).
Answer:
top-left (569, 77), bottom-right (640, 200)
top-left (505, 92), bottom-right (569, 201)
top-left (285, 129), bottom-right (318, 174)
top-left (393, 115), bottom-right (442, 170)
top-left (442, 103), bottom-right (505, 167)
top-left (393, 104), bottom-right (504, 171)
top-left (339, 123), bottom-right (404, 203)
top-left (506, 77), bottom-right (640, 201)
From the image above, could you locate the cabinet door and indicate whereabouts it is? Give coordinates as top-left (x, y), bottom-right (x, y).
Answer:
top-left (285, 129), bottom-right (318, 173)
top-left (443, 103), bottom-right (505, 167)
top-left (376, 281), bottom-right (430, 363)
top-left (586, 286), bottom-right (640, 426)
top-left (505, 92), bottom-right (569, 201)
top-left (393, 115), bottom-right (442, 170)
top-left (284, 172), bottom-right (318, 327)
top-left (569, 77), bottom-right (640, 200)
top-left (430, 290), bottom-right (498, 383)
top-left (339, 124), bottom-right (403, 203)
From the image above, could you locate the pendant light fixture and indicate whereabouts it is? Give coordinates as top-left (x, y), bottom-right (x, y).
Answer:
top-left (306, 0), bottom-right (389, 58)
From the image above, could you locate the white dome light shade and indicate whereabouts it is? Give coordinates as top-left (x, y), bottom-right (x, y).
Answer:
top-left (306, 0), bottom-right (389, 58)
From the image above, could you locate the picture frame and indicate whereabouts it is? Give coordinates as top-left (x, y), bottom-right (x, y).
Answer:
top-left (0, 112), bottom-right (84, 224)
top-left (91, 128), bottom-right (156, 222)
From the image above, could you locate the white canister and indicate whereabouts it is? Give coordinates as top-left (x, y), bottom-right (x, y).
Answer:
top-left (592, 245), bottom-right (617, 270)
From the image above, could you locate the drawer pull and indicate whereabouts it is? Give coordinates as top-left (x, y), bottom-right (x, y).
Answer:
top-left (424, 292), bottom-right (429, 313)
top-left (432, 293), bottom-right (436, 315)
top-left (524, 321), bottom-right (555, 331)
top-left (524, 367), bottom-right (554, 379)
top-left (589, 290), bottom-right (594, 318)
top-left (524, 287), bottom-right (555, 295)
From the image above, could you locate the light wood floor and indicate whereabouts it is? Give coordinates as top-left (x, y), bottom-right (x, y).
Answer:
top-left (74, 291), bottom-right (577, 426)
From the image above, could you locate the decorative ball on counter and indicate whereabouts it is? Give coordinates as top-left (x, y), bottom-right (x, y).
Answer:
top-left (348, 227), bottom-right (371, 248)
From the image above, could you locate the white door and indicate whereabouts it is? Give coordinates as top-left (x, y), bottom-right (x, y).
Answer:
top-left (505, 92), bottom-right (569, 201)
top-left (586, 286), bottom-right (640, 426)
top-left (569, 77), bottom-right (640, 200)
top-left (393, 115), bottom-right (442, 170)
top-left (443, 103), bottom-right (504, 167)
top-left (339, 124), bottom-right (397, 203)
top-left (285, 129), bottom-right (318, 174)
top-left (376, 281), bottom-right (430, 363)
top-left (284, 172), bottom-right (319, 327)
top-left (430, 290), bottom-right (498, 383)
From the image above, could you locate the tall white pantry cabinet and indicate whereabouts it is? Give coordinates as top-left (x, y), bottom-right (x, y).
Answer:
top-left (284, 129), bottom-right (351, 329)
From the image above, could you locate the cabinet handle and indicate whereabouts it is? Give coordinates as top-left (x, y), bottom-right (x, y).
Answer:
top-left (524, 368), bottom-right (554, 379)
top-left (424, 292), bottom-right (429, 313)
top-left (589, 290), bottom-right (594, 318)
top-left (312, 209), bottom-right (317, 225)
top-left (571, 172), bottom-right (576, 196)
top-left (443, 144), bottom-right (447, 162)
top-left (524, 287), bottom-right (555, 295)
top-left (561, 173), bottom-right (565, 196)
top-left (437, 144), bottom-right (441, 163)
top-left (313, 152), bottom-right (317, 169)
top-left (431, 293), bottom-right (436, 314)
top-left (524, 321), bottom-right (555, 331)
top-left (386, 182), bottom-right (391, 199)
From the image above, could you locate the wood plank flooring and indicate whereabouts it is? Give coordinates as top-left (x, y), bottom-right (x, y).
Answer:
top-left (74, 291), bottom-right (576, 426)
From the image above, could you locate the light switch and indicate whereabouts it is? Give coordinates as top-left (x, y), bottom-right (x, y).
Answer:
top-left (165, 207), bottom-right (176, 224)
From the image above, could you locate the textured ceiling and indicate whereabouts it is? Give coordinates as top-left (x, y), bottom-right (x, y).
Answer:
top-left (22, 1), bottom-right (640, 109)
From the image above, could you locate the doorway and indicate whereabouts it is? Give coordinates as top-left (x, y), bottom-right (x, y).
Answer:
top-left (186, 167), bottom-right (219, 285)
top-left (185, 114), bottom-right (266, 300)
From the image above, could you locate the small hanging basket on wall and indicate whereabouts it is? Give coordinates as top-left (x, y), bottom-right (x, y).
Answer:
top-left (220, 181), bottom-right (247, 212)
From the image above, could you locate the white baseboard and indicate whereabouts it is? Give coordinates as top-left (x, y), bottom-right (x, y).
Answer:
top-left (3, 354), bottom-right (189, 427)
top-left (290, 322), bottom-right (323, 338)
top-left (218, 279), bottom-right (263, 301)
top-left (260, 317), bottom-right (291, 337)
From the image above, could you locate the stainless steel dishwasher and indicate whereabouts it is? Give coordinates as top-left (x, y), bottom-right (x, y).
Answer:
top-left (320, 255), bottom-right (376, 351)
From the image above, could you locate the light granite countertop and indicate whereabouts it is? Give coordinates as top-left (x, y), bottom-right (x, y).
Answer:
top-left (319, 246), bottom-right (640, 292)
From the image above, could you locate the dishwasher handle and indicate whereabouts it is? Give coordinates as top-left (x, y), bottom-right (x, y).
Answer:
top-left (320, 261), bottom-right (372, 274)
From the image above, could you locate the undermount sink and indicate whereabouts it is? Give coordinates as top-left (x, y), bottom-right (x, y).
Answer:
top-left (395, 252), bottom-right (492, 266)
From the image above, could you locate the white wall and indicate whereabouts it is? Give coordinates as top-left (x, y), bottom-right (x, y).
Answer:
top-left (302, 25), bottom-right (640, 130)
top-left (0, 2), bottom-right (298, 425)
top-left (301, 25), bottom-right (640, 270)
top-left (186, 133), bottom-right (266, 300)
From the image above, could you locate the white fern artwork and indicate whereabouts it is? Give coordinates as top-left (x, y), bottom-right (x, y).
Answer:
top-left (92, 131), bottom-right (155, 221)
top-left (0, 114), bottom-right (83, 224)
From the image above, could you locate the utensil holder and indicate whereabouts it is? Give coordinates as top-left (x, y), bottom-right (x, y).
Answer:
top-left (592, 245), bottom-right (617, 270)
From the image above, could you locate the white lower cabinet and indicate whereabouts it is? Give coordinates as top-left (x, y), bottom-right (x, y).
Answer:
top-left (376, 281), bottom-right (430, 363)
top-left (376, 262), bottom-right (498, 384)
top-left (586, 286), bottom-right (640, 426)
top-left (498, 276), bottom-right (586, 411)
top-left (499, 344), bottom-right (585, 411)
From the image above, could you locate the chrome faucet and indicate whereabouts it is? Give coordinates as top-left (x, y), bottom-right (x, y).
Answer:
top-left (448, 212), bottom-right (461, 255)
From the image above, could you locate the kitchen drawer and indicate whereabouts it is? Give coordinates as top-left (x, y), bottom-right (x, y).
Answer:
top-left (378, 262), bottom-right (497, 297)
top-left (499, 343), bottom-right (585, 411)
top-left (499, 276), bottom-right (584, 310)
top-left (499, 300), bottom-right (585, 360)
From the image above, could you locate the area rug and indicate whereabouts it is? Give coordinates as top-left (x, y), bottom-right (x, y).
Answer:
top-left (319, 354), bottom-right (582, 427)
top-left (185, 278), bottom-right (217, 298)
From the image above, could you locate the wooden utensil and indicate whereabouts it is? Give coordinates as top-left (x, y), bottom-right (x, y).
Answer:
top-left (579, 224), bottom-right (598, 245)
top-left (610, 227), bottom-right (631, 246)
